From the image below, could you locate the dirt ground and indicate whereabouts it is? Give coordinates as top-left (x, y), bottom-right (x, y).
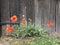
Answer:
top-left (0, 40), bottom-right (9, 45)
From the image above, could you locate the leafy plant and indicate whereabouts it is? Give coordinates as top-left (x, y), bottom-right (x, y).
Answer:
top-left (11, 19), bottom-right (48, 38)
top-left (9, 37), bottom-right (60, 45)
top-left (7, 15), bottom-right (48, 38)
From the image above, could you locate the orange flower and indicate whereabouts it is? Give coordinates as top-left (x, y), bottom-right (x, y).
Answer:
top-left (48, 21), bottom-right (54, 28)
top-left (21, 18), bottom-right (27, 25)
top-left (6, 25), bottom-right (14, 33)
top-left (11, 15), bottom-right (18, 23)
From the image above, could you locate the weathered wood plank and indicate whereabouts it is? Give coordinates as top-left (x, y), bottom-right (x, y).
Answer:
top-left (0, 0), bottom-right (1, 21)
top-left (1, 0), bottom-right (59, 36)
top-left (26, 0), bottom-right (35, 23)
top-left (56, 0), bottom-right (60, 33)
top-left (49, 0), bottom-right (56, 32)
top-left (35, 0), bottom-right (50, 30)
top-left (1, 0), bottom-right (10, 36)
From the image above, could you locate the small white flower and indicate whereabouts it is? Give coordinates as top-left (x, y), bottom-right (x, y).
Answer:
top-left (22, 15), bottom-right (25, 17)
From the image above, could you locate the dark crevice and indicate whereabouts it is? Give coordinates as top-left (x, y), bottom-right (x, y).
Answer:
top-left (0, 0), bottom-right (2, 37)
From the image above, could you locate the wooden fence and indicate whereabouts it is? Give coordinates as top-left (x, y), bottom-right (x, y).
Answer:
top-left (0, 0), bottom-right (60, 36)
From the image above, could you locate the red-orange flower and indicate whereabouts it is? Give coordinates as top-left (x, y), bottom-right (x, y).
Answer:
top-left (48, 21), bottom-right (54, 28)
top-left (6, 25), bottom-right (14, 33)
top-left (21, 18), bottom-right (27, 25)
top-left (11, 15), bottom-right (18, 23)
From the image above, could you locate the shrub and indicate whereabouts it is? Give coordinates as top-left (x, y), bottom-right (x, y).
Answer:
top-left (11, 21), bottom-right (48, 38)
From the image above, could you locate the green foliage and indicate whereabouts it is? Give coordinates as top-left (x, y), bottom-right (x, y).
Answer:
top-left (38, 37), bottom-right (59, 45)
top-left (10, 18), bottom-right (60, 45)
top-left (9, 37), bottom-right (60, 45)
top-left (11, 21), bottom-right (48, 38)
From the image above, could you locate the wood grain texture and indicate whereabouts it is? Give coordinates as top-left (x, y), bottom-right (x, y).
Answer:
top-left (1, 0), bottom-right (60, 36)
